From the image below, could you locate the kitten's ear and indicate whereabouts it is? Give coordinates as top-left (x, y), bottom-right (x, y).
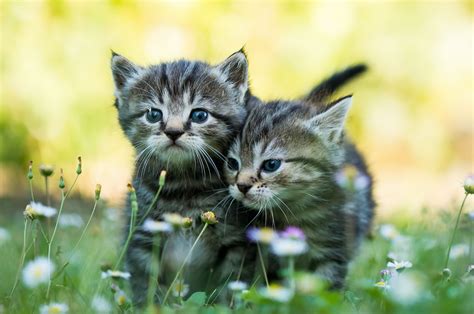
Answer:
top-left (213, 49), bottom-right (249, 102)
top-left (110, 51), bottom-right (142, 94)
top-left (304, 96), bottom-right (352, 142)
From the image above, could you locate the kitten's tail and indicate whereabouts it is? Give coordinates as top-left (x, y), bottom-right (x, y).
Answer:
top-left (304, 64), bottom-right (368, 103)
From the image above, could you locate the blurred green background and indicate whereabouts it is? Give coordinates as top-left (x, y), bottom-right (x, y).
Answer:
top-left (1, 0), bottom-right (472, 216)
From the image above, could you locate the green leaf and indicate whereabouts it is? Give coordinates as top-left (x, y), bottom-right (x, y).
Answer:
top-left (185, 292), bottom-right (207, 306)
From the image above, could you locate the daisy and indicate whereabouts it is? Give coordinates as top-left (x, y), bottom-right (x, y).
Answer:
top-left (449, 244), bottom-right (469, 259)
top-left (163, 213), bottom-right (186, 227)
top-left (374, 280), bottom-right (390, 290)
top-left (22, 257), bottom-right (55, 288)
top-left (142, 219), bottom-right (172, 234)
top-left (271, 237), bottom-right (308, 257)
top-left (247, 227), bottom-right (277, 244)
top-left (259, 283), bottom-right (293, 302)
top-left (114, 290), bottom-right (129, 306)
top-left (378, 224), bottom-right (399, 240)
top-left (40, 303), bottom-right (68, 314)
top-left (172, 280), bottom-right (190, 298)
top-left (228, 280), bottom-right (248, 292)
top-left (101, 270), bottom-right (131, 280)
top-left (464, 174), bottom-right (474, 194)
top-left (24, 202), bottom-right (57, 220)
top-left (387, 260), bottom-right (413, 272)
top-left (280, 226), bottom-right (305, 240)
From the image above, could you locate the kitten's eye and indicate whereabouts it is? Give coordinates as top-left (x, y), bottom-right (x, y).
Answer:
top-left (190, 109), bottom-right (208, 124)
top-left (146, 108), bottom-right (163, 123)
top-left (262, 159), bottom-right (281, 172)
top-left (227, 158), bottom-right (239, 171)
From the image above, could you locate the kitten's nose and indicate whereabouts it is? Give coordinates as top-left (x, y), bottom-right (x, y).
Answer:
top-left (165, 129), bottom-right (184, 142)
top-left (237, 183), bottom-right (252, 195)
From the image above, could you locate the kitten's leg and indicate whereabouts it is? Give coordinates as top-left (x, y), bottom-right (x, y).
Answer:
top-left (125, 230), bottom-right (154, 307)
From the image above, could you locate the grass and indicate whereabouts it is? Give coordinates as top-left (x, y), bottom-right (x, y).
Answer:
top-left (0, 163), bottom-right (473, 314)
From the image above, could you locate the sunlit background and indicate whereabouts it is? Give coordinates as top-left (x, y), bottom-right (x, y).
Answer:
top-left (1, 1), bottom-right (472, 217)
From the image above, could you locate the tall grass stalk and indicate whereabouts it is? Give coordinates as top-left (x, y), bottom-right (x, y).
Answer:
top-left (9, 218), bottom-right (29, 298)
top-left (257, 243), bottom-right (269, 287)
top-left (444, 193), bottom-right (469, 268)
top-left (146, 237), bottom-right (161, 308)
top-left (162, 223), bottom-right (209, 304)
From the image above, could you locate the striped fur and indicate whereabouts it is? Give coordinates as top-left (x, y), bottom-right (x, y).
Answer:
top-left (111, 50), bottom-right (256, 305)
top-left (225, 96), bottom-right (375, 288)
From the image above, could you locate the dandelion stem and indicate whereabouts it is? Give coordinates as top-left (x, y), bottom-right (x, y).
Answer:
top-left (147, 237), bottom-right (161, 307)
top-left (288, 256), bottom-right (295, 292)
top-left (67, 199), bottom-right (99, 260)
top-left (29, 180), bottom-right (35, 202)
top-left (46, 189), bottom-right (66, 299)
top-left (138, 185), bottom-right (164, 226)
top-left (162, 223), bottom-right (209, 304)
top-left (257, 243), bottom-right (269, 288)
top-left (444, 192), bottom-right (469, 268)
top-left (45, 177), bottom-right (50, 206)
top-left (9, 218), bottom-right (29, 297)
top-left (114, 207), bottom-right (137, 269)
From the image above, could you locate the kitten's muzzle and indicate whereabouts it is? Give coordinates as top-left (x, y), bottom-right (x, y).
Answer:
top-left (164, 129), bottom-right (184, 142)
top-left (236, 183), bottom-right (252, 195)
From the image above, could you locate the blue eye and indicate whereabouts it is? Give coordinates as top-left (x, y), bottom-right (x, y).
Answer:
top-left (262, 159), bottom-right (281, 172)
top-left (227, 158), bottom-right (239, 171)
top-left (190, 109), bottom-right (208, 123)
top-left (146, 108), bottom-right (163, 123)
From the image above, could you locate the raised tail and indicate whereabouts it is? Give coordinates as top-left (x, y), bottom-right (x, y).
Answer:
top-left (304, 64), bottom-right (368, 103)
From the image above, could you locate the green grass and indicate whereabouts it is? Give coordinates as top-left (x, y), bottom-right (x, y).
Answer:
top-left (1, 172), bottom-right (473, 314)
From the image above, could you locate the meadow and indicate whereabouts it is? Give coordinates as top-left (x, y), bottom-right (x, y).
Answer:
top-left (0, 160), bottom-right (472, 314)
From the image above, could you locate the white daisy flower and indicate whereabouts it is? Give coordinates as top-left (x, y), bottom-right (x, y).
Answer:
top-left (259, 283), bottom-right (293, 302)
top-left (101, 270), bottom-right (131, 280)
top-left (387, 260), bottom-right (413, 272)
top-left (172, 280), bottom-right (190, 298)
top-left (374, 280), bottom-right (391, 290)
top-left (247, 227), bottom-right (277, 244)
top-left (228, 280), bottom-right (248, 292)
top-left (39, 302), bottom-right (68, 314)
top-left (114, 290), bottom-right (129, 306)
top-left (163, 213), bottom-right (186, 227)
top-left (449, 244), bottom-right (469, 259)
top-left (92, 295), bottom-right (112, 313)
top-left (142, 219), bottom-right (172, 234)
top-left (0, 227), bottom-right (11, 246)
top-left (24, 202), bottom-right (57, 220)
top-left (59, 213), bottom-right (84, 228)
top-left (271, 238), bottom-right (308, 256)
top-left (22, 257), bottom-right (55, 288)
top-left (379, 224), bottom-right (399, 240)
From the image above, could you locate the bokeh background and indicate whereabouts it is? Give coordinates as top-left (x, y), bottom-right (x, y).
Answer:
top-left (1, 1), bottom-right (472, 217)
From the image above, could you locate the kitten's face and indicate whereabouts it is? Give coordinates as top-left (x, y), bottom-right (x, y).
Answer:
top-left (225, 97), bottom-right (351, 214)
top-left (111, 51), bottom-right (248, 169)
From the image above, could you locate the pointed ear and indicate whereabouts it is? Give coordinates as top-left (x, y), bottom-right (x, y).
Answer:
top-left (304, 96), bottom-right (352, 142)
top-left (213, 49), bottom-right (249, 102)
top-left (110, 51), bottom-right (142, 93)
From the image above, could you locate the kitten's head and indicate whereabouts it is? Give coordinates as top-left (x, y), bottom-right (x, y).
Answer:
top-left (111, 50), bottom-right (248, 169)
top-left (224, 96), bottom-right (352, 213)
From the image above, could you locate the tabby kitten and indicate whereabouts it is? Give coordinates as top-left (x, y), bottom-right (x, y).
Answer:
top-left (111, 50), bottom-right (255, 305)
top-left (224, 95), bottom-right (375, 288)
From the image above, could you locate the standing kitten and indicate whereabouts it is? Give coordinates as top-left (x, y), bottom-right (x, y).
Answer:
top-left (111, 50), bottom-right (254, 305)
top-left (224, 95), bottom-right (375, 288)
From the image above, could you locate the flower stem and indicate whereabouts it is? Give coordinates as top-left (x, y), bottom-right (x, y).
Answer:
top-left (9, 218), bottom-right (29, 297)
top-left (46, 189), bottom-right (66, 299)
top-left (444, 193), bottom-right (469, 268)
top-left (138, 185), bottom-right (164, 226)
top-left (162, 223), bottom-right (209, 304)
top-left (288, 256), bottom-right (295, 292)
top-left (114, 206), bottom-right (137, 269)
top-left (147, 237), bottom-right (161, 307)
top-left (67, 199), bottom-right (99, 261)
top-left (29, 180), bottom-right (35, 202)
top-left (257, 243), bottom-right (269, 288)
top-left (45, 177), bottom-right (50, 206)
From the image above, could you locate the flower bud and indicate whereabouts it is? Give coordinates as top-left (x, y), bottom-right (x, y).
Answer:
top-left (182, 217), bottom-right (193, 229)
top-left (128, 183), bottom-right (138, 213)
top-left (76, 156), bottom-right (82, 175)
top-left (95, 184), bottom-right (102, 200)
top-left (464, 174), bottom-right (474, 194)
top-left (27, 161), bottom-right (33, 180)
top-left (58, 169), bottom-right (65, 189)
top-left (39, 164), bottom-right (54, 177)
top-left (442, 268), bottom-right (452, 280)
top-left (201, 211), bottom-right (218, 225)
top-left (159, 170), bottom-right (167, 186)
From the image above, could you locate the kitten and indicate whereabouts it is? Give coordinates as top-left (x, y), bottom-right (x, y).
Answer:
top-left (224, 94), bottom-right (374, 289)
top-left (111, 50), bottom-right (255, 305)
